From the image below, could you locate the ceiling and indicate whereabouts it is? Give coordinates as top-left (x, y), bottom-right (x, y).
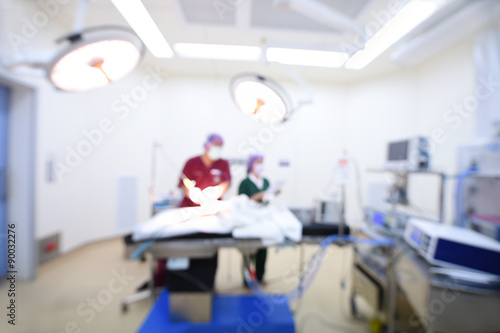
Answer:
top-left (175, 0), bottom-right (367, 33)
top-left (1, 0), bottom-right (482, 84)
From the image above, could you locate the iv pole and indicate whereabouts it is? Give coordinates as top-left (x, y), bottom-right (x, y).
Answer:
top-left (149, 142), bottom-right (161, 217)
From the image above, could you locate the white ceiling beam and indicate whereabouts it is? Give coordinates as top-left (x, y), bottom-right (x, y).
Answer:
top-left (235, 0), bottom-right (253, 29)
top-left (391, 0), bottom-right (500, 66)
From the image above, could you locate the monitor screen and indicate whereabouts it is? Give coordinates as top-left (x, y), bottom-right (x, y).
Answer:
top-left (410, 227), bottom-right (421, 245)
top-left (388, 141), bottom-right (408, 161)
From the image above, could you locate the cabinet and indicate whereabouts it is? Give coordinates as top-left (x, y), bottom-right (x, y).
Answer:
top-left (350, 169), bottom-right (445, 332)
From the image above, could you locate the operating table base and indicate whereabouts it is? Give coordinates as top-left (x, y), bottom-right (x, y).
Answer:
top-left (137, 288), bottom-right (294, 333)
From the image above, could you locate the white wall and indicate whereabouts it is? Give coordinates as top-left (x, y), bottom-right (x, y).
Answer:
top-left (415, 36), bottom-right (477, 225)
top-left (344, 67), bottom-right (420, 224)
top-left (34, 32), bottom-right (478, 254)
top-left (34, 67), bottom-right (352, 252)
top-left (342, 36), bottom-right (476, 226)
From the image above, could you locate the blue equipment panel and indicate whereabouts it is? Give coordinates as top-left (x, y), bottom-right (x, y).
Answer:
top-left (434, 239), bottom-right (500, 276)
top-left (138, 289), bottom-right (295, 333)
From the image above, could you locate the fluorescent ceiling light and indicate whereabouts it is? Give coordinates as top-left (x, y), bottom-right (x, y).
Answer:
top-left (174, 43), bottom-right (262, 61)
top-left (110, 0), bottom-right (173, 58)
top-left (345, 0), bottom-right (441, 70)
top-left (230, 74), bottom-right (293, 124)
top-left (266, 47), bottom-right (348, 68)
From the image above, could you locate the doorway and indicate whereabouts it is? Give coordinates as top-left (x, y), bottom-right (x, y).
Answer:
top-left (0, 84), bottom-right (10, 278)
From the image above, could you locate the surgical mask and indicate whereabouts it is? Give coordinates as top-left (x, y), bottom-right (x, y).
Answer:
top-left (208, 146), bottom-right (222, 160)
top-left (253, 163), bottom-right (264, 175)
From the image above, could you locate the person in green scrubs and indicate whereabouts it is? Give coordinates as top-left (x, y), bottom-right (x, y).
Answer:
top-left (238, 154), bottom-right (277, 284)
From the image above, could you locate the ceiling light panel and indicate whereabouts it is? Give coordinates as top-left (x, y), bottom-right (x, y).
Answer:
top-left (266, 47), bottom-right (348, 68)
top-left (110, 0), bottom-right (173, 58)
top-left (174, 43), bottom-right (261, 61)
top-left (345, 0), bottom-right (442, 70)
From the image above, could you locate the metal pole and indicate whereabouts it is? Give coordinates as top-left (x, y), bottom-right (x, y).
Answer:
top-left (73, 0), bottom-right (90, 33)
top-left (386, 245), bottom-right (397, 333)
top-left (150, 142), bottom-right (158, 216)
top-left (149, 253), bottom-right (157, 303)
top-left (439, 173), bottom-right (445, 223)
top-left (339, 183), bottom-right (346, 238)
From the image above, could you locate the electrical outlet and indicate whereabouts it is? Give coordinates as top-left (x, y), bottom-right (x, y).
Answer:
top-left (38, 233), bottom-right (60, 264)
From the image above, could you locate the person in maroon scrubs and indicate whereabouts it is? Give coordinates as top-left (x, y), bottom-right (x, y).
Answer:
top-left (178, 133), bottom-right (231, 208)
top-left (154, 133), bottom-right (231, 291)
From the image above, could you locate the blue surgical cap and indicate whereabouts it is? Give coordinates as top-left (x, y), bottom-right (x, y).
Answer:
top-left (247, 154), bottom-right (263, 174)
top-left (204, 133), bottom-right (224, 149)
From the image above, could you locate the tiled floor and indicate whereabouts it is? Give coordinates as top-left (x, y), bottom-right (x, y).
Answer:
top-left (0, 237), bottom-right (370, 333)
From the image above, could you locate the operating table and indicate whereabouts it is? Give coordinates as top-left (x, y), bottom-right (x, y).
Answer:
top-left (124, 223), bottom-right (350, 259)
top-left (121, 223), bottom-right (350, 313)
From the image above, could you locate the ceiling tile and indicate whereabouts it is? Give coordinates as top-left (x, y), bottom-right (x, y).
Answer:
top-left (177, 0), bottom-right (236, 25)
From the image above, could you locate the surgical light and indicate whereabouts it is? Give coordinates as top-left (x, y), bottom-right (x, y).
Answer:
top-left (345, 0), bottom-right (441, 70)
top-left (266, 47), bottom-right (348, 68)
top-left (174, 43), bottom-right (262, 61)
top-left (47, 27), bottom-right (144, 92)
top-left (2, 0), bottom-right (146, 92)
top-left (230, 74), bottom-right (293, 125)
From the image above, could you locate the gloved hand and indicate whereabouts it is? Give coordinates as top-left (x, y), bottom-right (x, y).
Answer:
top-left (189, 185), bottom-right (223, 204)
top-left (183, 178), bottom-right (196, 191)
top-left (201, 186), bottom-right (223, 201)
top-left (188, 187), bottom-right (203, 204)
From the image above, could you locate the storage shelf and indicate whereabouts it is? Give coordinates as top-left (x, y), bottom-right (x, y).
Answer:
top-left (470, 173), bottom-right (500, 179)
top-left (367, 168), bottom-right (444, 176)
